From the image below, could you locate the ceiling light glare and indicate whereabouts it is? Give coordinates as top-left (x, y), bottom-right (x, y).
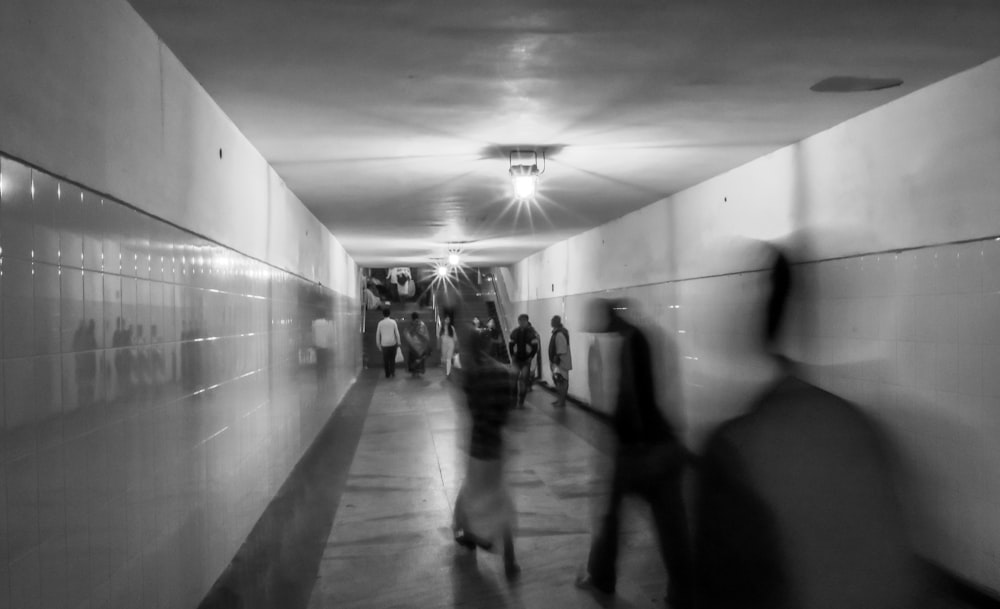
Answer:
top-left (448, 253), bottom-right (461, 266)
top-left (508, 149), bottom-right (545, 201)
top-left (436, 265), bottom-right (449, 278)
top-left (511, 172), bottom-right (537, 200)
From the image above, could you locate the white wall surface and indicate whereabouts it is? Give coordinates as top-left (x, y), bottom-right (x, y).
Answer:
top-left (0, 0), bottom-right (357, 296)
top-left (0, 1), bottom-right (361, 607)
top-left (510, 56), bottom-right (1000, 592)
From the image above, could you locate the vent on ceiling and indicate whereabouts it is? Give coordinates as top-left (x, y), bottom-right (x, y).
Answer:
top-left (810, 76), bottom-right (903, 93)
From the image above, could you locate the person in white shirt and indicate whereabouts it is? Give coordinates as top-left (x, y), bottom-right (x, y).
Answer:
top-left (376, 308), bottom-right (401, 378)
top-left (312, 317), bottom-right (335, 383)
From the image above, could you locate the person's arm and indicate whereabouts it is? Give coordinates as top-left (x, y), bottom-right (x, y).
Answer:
top-left (508, 331), bottom-right (516, 358)
top-left (393, 322), bottom-right (400, 345)
top-left (375, 322), bottom-right (382, 347)
top-left (554, 333), bottom-right (568, 365)
top-left (528, 332), bottom-right (540, 359)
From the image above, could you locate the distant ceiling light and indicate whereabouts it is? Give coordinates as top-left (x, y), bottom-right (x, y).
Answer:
top-left (509, 149), bottom-right (545, 201)
top-left (448, 252), bottom-right (461, 266)
top-left (810, 76), bottom-right (903, 93)
top-left (436, 265), bottom-right (449, 277)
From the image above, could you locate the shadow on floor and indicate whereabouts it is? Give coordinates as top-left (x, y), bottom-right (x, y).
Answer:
top-left (197, 371), bottom-right (379, 609)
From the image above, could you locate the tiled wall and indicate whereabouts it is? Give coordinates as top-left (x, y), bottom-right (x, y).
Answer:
top-left (509, 237), bottom-right (1000, 593)
top-left (0, 155), bottom-right (360, 609)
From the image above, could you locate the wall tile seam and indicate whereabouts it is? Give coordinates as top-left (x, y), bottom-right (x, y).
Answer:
top-left (0, 151), bottom-right (359, 299)
top-left (515, 233), bottom-right (1000, 301)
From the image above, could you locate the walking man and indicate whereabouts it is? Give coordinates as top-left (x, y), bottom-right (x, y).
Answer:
top-left (508, 314), bottom-right (540, 408)
top-left (376, 308), bottom-right (400, 378)
top-left (575, 299), bottom-right (694, 609)
top-left (548, 315), bottom-right (572, 407)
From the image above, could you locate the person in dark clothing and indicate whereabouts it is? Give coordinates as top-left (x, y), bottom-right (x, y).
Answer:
top-left (694, 246), bottom-right (925, 609)
top-left (508, 314), bottom-right (540, 408)
top-left (452, 329), bottom-right (520, 579)
top-left (576, 299), bottom-right (694, 609)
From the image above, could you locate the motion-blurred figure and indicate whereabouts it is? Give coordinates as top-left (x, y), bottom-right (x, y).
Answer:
top-left (548, 315), bottom-right (572, 408)
top-left (405, 311), bottom-right (430, 377)
top-left (452, 329), bottom-right (520, 579)
top-left (694, 246), bottom-right (925, 609)
top-left (312, 315), bottom-right (334, 384)
top-left (576, 299), bottom-right (694, 609)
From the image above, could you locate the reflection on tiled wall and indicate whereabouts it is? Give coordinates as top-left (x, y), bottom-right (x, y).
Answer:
top-left (507, 238), bottom-right (1000, 592)
top-left (0, 155), bottom-right (360, 609)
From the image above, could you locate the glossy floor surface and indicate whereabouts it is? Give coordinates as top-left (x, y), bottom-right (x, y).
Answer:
top-left (213, 365), bottom-right (989, 609)
top-left (305, 366), bottom-right (672, 609)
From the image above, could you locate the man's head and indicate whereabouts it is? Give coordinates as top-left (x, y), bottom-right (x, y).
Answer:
top-left (411, 312), bottom-right (420, 320)
top-left (382, 309), bottom-right (391, 318)
top-left (582, 298), bottom-right (626, 333)
top-left (517, 314), bottom-right (529, 329)
top-left (551, 315), bottom-right (562, 329)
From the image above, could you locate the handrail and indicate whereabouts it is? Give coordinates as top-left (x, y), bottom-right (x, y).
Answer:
top-left (486, 267), bottom-right (513, 345)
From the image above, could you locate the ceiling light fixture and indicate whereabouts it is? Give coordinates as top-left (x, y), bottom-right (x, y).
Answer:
top-left (509, 149), bottom-right (545, 201)
top-left (448, 252), bottom-right (461, 266)
top-left (436, 265), bottom-right (449, 278)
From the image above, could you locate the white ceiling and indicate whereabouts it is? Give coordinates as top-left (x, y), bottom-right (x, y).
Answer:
top-left (129, 0), bottom-right (1000, 267)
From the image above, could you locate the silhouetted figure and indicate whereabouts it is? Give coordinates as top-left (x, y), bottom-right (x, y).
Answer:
top-left (576, 299), bottom-right (694, 609)
top-left (405, 312), bottom-right (430, 377)
top-left (507, 314), bottom-right (539, 408)
top-left (73, 319), bottom-right (98, 408)
top-left (452, 330), bottom-right (520, 579)
top-left (113, 317), bottom-right (134, 399)
top-left (694, 246), bottom-right (925, 609)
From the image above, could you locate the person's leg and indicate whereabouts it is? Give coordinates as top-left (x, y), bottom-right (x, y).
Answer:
top-left (503, 527), bottom-right (520, 579)
top-left (515, 362), bottom-right (530, 407)
top-left (554, 372), bottom-right (569, 407)
top-left (647, 472), bottom-right (695, 609)
top-left (389, 346), bottom-right (398, 377)
top-left (381, 346), bottom-right (391, 377)
top-left (582, 464), bottom-right (626, 593)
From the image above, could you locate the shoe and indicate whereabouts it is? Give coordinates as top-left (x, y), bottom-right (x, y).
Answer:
top-left (574, 570), bottom-right (614, 596)
top-left (504, 562), bottom-right (522, 581)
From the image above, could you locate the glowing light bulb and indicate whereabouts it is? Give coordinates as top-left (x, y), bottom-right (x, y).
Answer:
top-left (448, 253), bottom-right (460, 266)
top-left (436, 266), bottom-right (449, 278)
top-left (512, 174), bottom-right (537, 200)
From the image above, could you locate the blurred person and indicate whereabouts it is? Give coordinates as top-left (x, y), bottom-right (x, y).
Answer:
top-left (576, 299), bottom-right (694, 608)
top-left (694, 245), bottom-right (926, 609)
top-left (508, 314), bottom-right (540, 409)
top-left (486, 317), bottom-right (505, 361)
top-left (312, 315), bottom-right (334, 384)
top-left (471, 316), bottom-right (483, 332)
top-left (452, 329), bottom-right (520, 579)
top-left (530, 319), bottom-right (543, 390)
top-left (440, 312), bottom-right (458, 378)
top-left (405, 311), bottom-right (430, 377)
top-left (375, 308), bottom-right (400, 379)
top-left (548, 315), bottom-right (572, 408)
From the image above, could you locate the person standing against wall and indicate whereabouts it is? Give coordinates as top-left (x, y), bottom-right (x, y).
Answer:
top-left (508, 314), bottom-right (540, 409)
top-left (376, 308), bottom-right (401, 379)
top-left (548, 315), bottom-right (572, 408)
